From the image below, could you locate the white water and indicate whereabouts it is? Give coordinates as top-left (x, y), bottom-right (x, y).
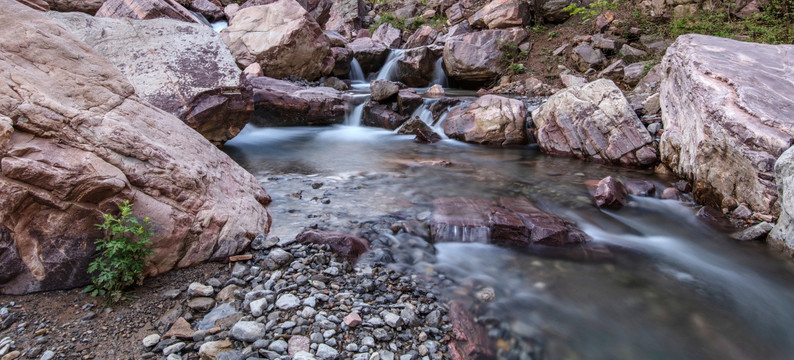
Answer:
top-left (431, 57), bottom-right (448, 87)
top-left (210, 20), bottom-right (228, 32)
top-left (349, 58), bottom-right (366, 83)
top-left (344, 95), bottom-right (369, 126)
top-left (375, 49), bottom-right (406, 81)
top-left (409, 99), bottom-right (450, 139)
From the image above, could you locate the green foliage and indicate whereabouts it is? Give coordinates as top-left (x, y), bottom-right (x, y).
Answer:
top-left (370, 12), bottom-right (447, 33)
top-left (669, 4), bottom-right (794, 45)
top-left (499, 40), bottom-right (530, 75)
top-left (509, 63), bottom-right (526, 74)
top-left (84, 201), bottom-right (154, 305)
top-left (564, 1), bottom-right (620, 21)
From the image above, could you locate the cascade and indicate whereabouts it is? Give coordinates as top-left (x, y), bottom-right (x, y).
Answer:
top-left (430, 57), bottom-right (448, 87)
top-left (344, 95), bottom-right (369, 126)
top-left (349, 58), bottom-right (366, 83)
top-left (375, 49), bottom-right (406, 81)
top-left (210, 20), bottom-right (228, 32)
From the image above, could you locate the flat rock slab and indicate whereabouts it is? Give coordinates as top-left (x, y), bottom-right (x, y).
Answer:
top-left (431, 197), bottom-right (590, 247)
top-left (96, 0), bottom-right (202, 23)
top-left (660, 34), bottom-right (794, 215)
top-left (249, 76), bottom-right (346, 127)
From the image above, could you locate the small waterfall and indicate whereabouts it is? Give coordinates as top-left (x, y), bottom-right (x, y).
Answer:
top-left (431, 57), bottom-right (448, 87)
top-left (344, 95), bottom-right (369, 126)
top-left (409, 99), bottom-right (449, 139)
top-left (211, 20), bottom-right (228, 32)
top-left (376, 49), bottom-right (406, 81)
top-left (349, 58), bottom-right (366, 83)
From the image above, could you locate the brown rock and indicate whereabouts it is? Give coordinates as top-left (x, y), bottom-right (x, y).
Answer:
top-left (588, 176), bottom-right (628, 209)
top-left (372, 22), bottom-right (401, 48)
top-left (404, 25), bottom-right (438, 49)
top-left (443, 95), bottom-right (528, 146)
top-left (370, 79), bottom-right (401, 102)
top-left (45, 0), bottom-right (104, 14)
top-left (0, 2), bottom-right (270, 294)
top-left (164, 317), bottom-right (194, 339)
top-left (344, 312), bottom-right (362, 327)
top-left (199, 339), bottom-right (233, 360)
top-left (49, 12), bottom-right (253, 146)
top-left (216, 284), bottom-right (241, 302)
top-left (481, 0), bottom-right (529, 29)
top-left (295, 230), bottom-right (370, 260)
top-left (427, 84), bottom-right (445, 97)
top-left (324, 0), bottom-right (363, 38)
top-left (244, 63), bottom-right (264, 78)
top-left (249, 77), bottom-right (346, 126)
top-left (221, 0), bottom-right (333, 81)
top-left (443, 28), bottom-right (527, 88)
top-left (96, 0), bottom-right (202, 23)
top-left (362, 102), bottom-right (409, 130)
top-left (397, 117), bottom-right (441, 144)
top-left (625, 179), bottom-right (656, 196)
top-left (16, 0), bottom-right (48, 11)
top-left (660, 34), bottom-right (794, 216)
top-left (347, 37), bottom-right (390, 74)
top-left (397, 89), bottom-right (423, 115)
top-left (397, 46), bottom-right (442, 88)
top-left (661, 187), bottom-right (686, 201)
top-left (188, 0), bottom-right (224, 21)
top-left (448, 301), bottom-right (495, 360)
top-left (330, 47), bottom-right (352, 77)
top-left (532, 79), bottom-right (658, 167)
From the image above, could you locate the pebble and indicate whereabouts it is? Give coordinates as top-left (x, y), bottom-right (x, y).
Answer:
top-left (288, 335), bottom-right (311, 355)
top-left (293, 351), bottom-right (317, 360)
top-left (230, 321), bottom-right (266, 343)
top-left (163, 342), bottom-right (185, 356)
top-left (249, 298), bottom-right (268, 317)
top-left (188, 283), bottom-right (214, 297)
top-left (39, 351), bottom-right (55, 360)
top-left (187, 297), bottom-right (215, 312)
top-left (381, 312), bottom-right (402, 328)
top-left (276, 294), bottom-right (301, 310)
top-left (142, 334), bottom-right (160, 348)
top-left (373, 328), bottom-right (392, 341)
top-left (267, 339), bottom-right (288, 354)
top-left (316, 343), bottom-right (339, 360)
top-left (301, 306), bottom-right (317, 319)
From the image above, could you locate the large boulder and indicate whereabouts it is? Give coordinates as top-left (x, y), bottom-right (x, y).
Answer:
top-left (0, 1), bottom-right (271, 294)
top-left (443, 95), bottom-right (528, 146)
top-left (221, 0), bottom-right (334, 81)
top-left (659, 34), bottom-right (794, 215)
top-left (49, 12), bottom-right (252, 146)
top-left (534, 0), bottom-right (575, 23)
top-left (404, 25), bottom-right (438, 49)
top-left (769, 147), bottom-right (794, 257)
top-left (481, 0), bottom-right (530, 29)
top-left (325, 0), bottom-right (364, 39)
top-left (249, 77), bottom-right (346, 126)
top-left (531, 79), bottom-right (658, 167)
top-left (396, 46), bottom-right (441, 87)
top-left (347, 38), bottom-right (390, 74)
top-left (96, 0), bottom-right (203, 23)
top-left (362, 102), bottom-right (409, 130)
top-left (372, 22), bottom-right (401, 48)
top-left (241, 0), bottom-right (332, 26)
top-left (442, 28), bottom-right (527, 88)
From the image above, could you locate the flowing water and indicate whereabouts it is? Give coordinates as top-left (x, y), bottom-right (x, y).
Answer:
top-left (223, 75), bottom-right (794, 359)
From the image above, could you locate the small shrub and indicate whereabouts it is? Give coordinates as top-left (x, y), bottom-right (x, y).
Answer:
top-left (564, 1), bottom-right (620, 21)
top-left (85, 201), bottom-right (154, 305)
top-left (510, 63), bottom-right (526, 74)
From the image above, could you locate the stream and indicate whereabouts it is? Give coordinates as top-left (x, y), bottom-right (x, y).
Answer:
top-left (222, 60), bottom-right (794, 360)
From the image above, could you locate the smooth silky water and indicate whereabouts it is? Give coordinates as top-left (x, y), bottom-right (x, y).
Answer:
top-left (223, 66), bottom-right (794, 358)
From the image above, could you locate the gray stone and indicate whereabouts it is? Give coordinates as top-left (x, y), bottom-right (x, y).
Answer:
top-left (276, 294), bottom-right (301, 310)
top-left (289, 335), bottom-right (311, 356)
top-left (293, 351), bottom-right (317, 360)
top-left (187, 297), bottom-right (216, 312)
top-left (373, 328), bottom-right (392, 341)
top-left (266, 248), bottom-right (293, 269)
top-left (316, 343), bottom-right (339, 360)
top-left (571, 43), bottom-right (606, 72)
top-left (731, 222), bottom-right (774, 241)
top-left (143, 334), bottom-right (161, 348)
top-left (381, 312), bottom-right (402, 328)
top-left (230, 321), bottom-right (267, 343)
top-left (188, 283), bottom-right (214, 297)
top-left (301, 306), bottom-right (318, 319)
top-left (163, 342), bottom-right (186, 356)
top-left (268, 339), bottom-right (289, 354)
top-left (250, 298), bottom-right (269, 317)
top-left (40, 351), bottom-right (56, 360)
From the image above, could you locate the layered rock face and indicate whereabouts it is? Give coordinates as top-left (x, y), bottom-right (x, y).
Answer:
top-left (96, 0), bottom-right (203, 23)
top-left (532, 79), bottom-right (658, 167)
top-left (325, 0), bottom-right (364, 38)
top-left (221, 0), bottom-right (334, 81)
top-left (0, 1), bottom-right (271, 294)
top-left (659, 34), bottom-right (794, 215)
top-left (49, 12), bottom-right (252, 146)
top-left (769, 147), bottom-right (794, 256)
top-left (46, 0), bottom-right (104, 13)
top-left (443, 95), bottom-right (528, 146)
top-left (249, 77), bottom-right (347, 127)
top-left (443, 28), bottom-right (527, 88)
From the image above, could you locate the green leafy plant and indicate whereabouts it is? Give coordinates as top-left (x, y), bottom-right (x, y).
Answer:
top-left (84, 201), bottom-right (154, 305)
top-left (669, 6), bottom-right (794, 44)
top-left (510, 63), bottom-right (526, 74)
top-left (564, 1), bottom-right (620, 21)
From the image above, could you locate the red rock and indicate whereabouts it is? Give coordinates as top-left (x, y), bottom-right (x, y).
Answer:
top-left (362, 102), bottom-right (409, 130)
top-left (588, 176), bottom-right (628, 209)
top-left (625, 179), bottom-right (656, 197)
top-left (164, 317), bottom-right (194, 339)
top-left (661, 187), bottom-right (686, 201)
top-left (397, 46), bottom-right (441, 88)
top-left (448, 301), bottom-right (495, 360)
top-left (295, 230), bottom-right (370, 261)
top-left (343, 312), bottom-right (362, 327)
top-left (96, 0), bottom-right (202, 23)
top-left (15, 0), bottom-right (48, 11)
top-left (249, 77), bottom-right (346, 127)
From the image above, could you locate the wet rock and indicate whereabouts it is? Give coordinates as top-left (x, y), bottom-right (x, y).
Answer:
top-left (588, 176), bottom-right (628, 209)
top-left (443, 95), bottom-right (528, 146)
top-left (372, 23), bottom-right (401, 48)
top-left (49, 11), bottom-right (254, 146)
top-left (348, 38), bottom-right (390, 74)
top-left (532, 79), bottom-right (658, 167)
top-left (443, 28), bottom-right (528, 88)
top-left (362, 102), bottom-right (410, 130)
top-left (481, 0), bottom-right (530, 29)
top-left (660, 34), bottom-right (794, 215)
top-left (732, 205), bottom-right (753, 220)
top-left (188, 0), bottom-right (224, 21)
top-left (221, 0), bottom-right (333, 81)
top-left (696, 206), bottom-right (735, 231)
top-left (296, 230), bottom-right (370, 260)
top-left (625, 179), bottom-right (656, 196)
top-left (249, 77), bottom-right (346, 127)
top-left (427, 84), bottom-right (445, 97)
top-left (370, 79), bottom-right (401, 102)
top-left (732, 222), bottom-right (774, 241)
top-left (661, 187), bottom-right (686, 201)
top-left (397, 117), bottom-right (441, 144)
top-left (397, 46), bottom-right (441, 88)
top-left (397, 89), bottom-right (424, 115)
top-left (0, 3), bottom-right (271, 295)
top-left (96, 0), bottom-right (202, 23)
top-left (448, 301), bottom-right (494, 360)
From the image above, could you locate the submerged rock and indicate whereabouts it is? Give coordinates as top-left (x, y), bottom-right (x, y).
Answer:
top-left (443, 95), bottom-right (528, 146)
top-left (49, 12), bottom-right (253, 146)
top-left (532, 79), bottom-right (658, 167)
top-left (659, 34), bottom-right (794, 216)
top-left (0, 3), bottom-right (271, 294)
top-left (221, 0), bottom-right (333, 81)
top-left (587, 176), bottom-right (628, 209)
